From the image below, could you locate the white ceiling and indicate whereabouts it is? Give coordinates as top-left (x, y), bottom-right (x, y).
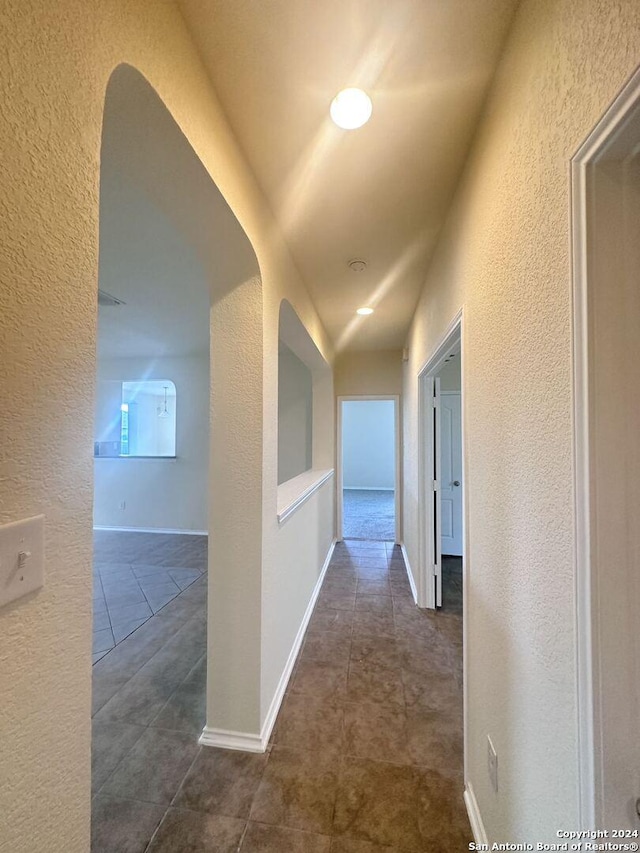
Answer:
top-left (178, 0), bottom-right (518, 351)
top-left (99, 170), bottom-right (210, 359)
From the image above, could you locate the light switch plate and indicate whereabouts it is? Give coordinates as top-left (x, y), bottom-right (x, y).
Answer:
top-left (0, 515), bottom-right (45, 608)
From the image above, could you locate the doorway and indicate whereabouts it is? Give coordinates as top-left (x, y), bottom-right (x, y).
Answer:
top-left (573, 67), bottom-right (640, 829)
top-left (438, 360), bottom-right (463, 616)
top-left (337, 396), bottom-right (400, 543)
top-left (418, 313), bottom-right (465, 612)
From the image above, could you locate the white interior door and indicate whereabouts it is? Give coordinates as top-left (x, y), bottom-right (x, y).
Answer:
top-left (433, 377), bottom-right (442, 607)
top-left (439, 393), bottom-right (463, 556)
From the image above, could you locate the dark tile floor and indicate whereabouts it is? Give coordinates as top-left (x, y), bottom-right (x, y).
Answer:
top-left (92, 536), bottom-right (468, 852)
top-left (92, 532), bottom-right (207, 662)
top-left (442, 556), bottom-right (463, 616)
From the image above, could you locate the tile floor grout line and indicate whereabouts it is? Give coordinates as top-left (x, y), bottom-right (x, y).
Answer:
top-left (91, 723), bottom-right (148, 802)
top-left (141, 805), bottom-right (181, 853)
top-left (235, 819), bottom-right (250, 852)
top-left (144, 652), bottom-right (206, 733)
top-left (164, 742), bottom-right (204, 815)
top-left (92, 531), bottom-right (465, 851)
top-left (91, 618), bottom-right (189, 715)
top-left (92, 575), bottom-right (202, 670)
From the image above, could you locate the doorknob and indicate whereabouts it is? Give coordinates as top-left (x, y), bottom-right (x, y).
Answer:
top-left (452, 481), bottom-right (460, 487)
top-left (636, 797), bottom-right (640, 819)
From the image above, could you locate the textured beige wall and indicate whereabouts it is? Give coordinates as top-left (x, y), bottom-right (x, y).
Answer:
top-left (261, 479), bottom-right (334, 721)
top-left (335, 349), bottom-right (403, 397)
top-left (0, 1), bottom-right (333, 849)
top-left (402, 0), bottom-right (640, 842)
top-left (262, 293), bottom-right (335, 725)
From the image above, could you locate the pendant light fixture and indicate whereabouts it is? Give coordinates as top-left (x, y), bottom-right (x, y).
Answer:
top-left (158, 385), bottom-right (170, 419)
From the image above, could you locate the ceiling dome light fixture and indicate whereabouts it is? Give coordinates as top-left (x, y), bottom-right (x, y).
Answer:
top-left (330, 88), bottom-right (372, 130)
top-left (348, 259), bottom-right (367, 273)
top-left (357, 307), bottom-right (374, 316)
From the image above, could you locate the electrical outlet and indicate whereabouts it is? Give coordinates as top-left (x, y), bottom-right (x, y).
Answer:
top-left (118, 501), bottom-right (126, 511)
top-left (487, 736), bottom-right (498, 793)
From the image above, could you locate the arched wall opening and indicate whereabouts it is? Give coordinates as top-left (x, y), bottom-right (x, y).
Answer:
top-left (277, 298), bottom-right (334, 485)
top-left (94, 66), bottom-right (265, 758)
top-left (0, 8), bottom-right (334, 848)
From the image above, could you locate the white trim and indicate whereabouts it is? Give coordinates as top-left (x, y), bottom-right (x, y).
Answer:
top-left (259, 538), bottom-right (336, 746)
top-left (464, 782), bottom-right (488, 846)
top-left (400, 543), bottom-right (419, 605)
top-left (571, 127), bottom-right (597, 832)
top-left (93, 525), bottom-right (207, 535)
top-left (417, 308), bottom-right (463, 610)
top-left (199, 539), bottom-right (337, 753)
top-left (571, 63), bottom-right (640, 830)
top-left (417, 308), bottom-right (464, 378)
top-left (277, 469), bottom-right (334, 525)
top-left (572, 66), bottom-right (640, 165)
top-left (433, 376), bottom-right (442, 607)
top-left (198, 728), bottom-right (265, 753)
top-left (336, 395), bottom-right (401, 544)
top-left (416, 308), bottom-right (469, 788)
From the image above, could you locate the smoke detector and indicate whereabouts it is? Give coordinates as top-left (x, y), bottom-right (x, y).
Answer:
top-left (348, 259), bottom-right (367, 273)
top-left (98, 289), bottom-right (126, 307)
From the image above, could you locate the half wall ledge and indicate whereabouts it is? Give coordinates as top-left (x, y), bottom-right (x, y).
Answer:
top-left (277, 469), bottom-right (334, 525)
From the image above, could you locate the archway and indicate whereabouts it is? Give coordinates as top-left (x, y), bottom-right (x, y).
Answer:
top-left (91, 66), bottom-right (265, 820)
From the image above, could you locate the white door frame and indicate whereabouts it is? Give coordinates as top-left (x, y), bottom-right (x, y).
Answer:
top-left (336, 395), bottom-right (401, 544)
top-left (417, 309), bottom-right (465, 610)
top-left (572, 65), bottom-right (640, 829)
top-left (416, 307), bottom-right (468, 792)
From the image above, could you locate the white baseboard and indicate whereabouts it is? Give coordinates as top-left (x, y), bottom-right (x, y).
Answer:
top-left (464, 782), bottom-right (488, 846)
top-left (343, 487), bottom-right (395, 492)
top-left (198, 727), bottom-right (264, 753)
top-left (259, 538), bottom-right (336, 747)
top-left (400, 543), bottom-right (419, 605)
top-left (93, 525), bottom-right (208, 536)
top-left (199, 538), bottom-right (337, 754)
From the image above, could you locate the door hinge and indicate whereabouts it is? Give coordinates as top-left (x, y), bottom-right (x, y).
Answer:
top-left (432, 479), bottom-right (439, 491)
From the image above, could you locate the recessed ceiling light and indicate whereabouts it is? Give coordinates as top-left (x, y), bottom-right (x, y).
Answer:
top-left (330, 88), bottom-right (372, 130)
top-left (357, 307), bottom-right (374, 316)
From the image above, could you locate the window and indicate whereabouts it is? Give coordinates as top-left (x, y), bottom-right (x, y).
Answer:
top-left (95, 380), bottom-right (177, 457)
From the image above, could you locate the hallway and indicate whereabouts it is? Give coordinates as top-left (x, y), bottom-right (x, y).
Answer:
top-left (91, 536), bottom-right (467, 852)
